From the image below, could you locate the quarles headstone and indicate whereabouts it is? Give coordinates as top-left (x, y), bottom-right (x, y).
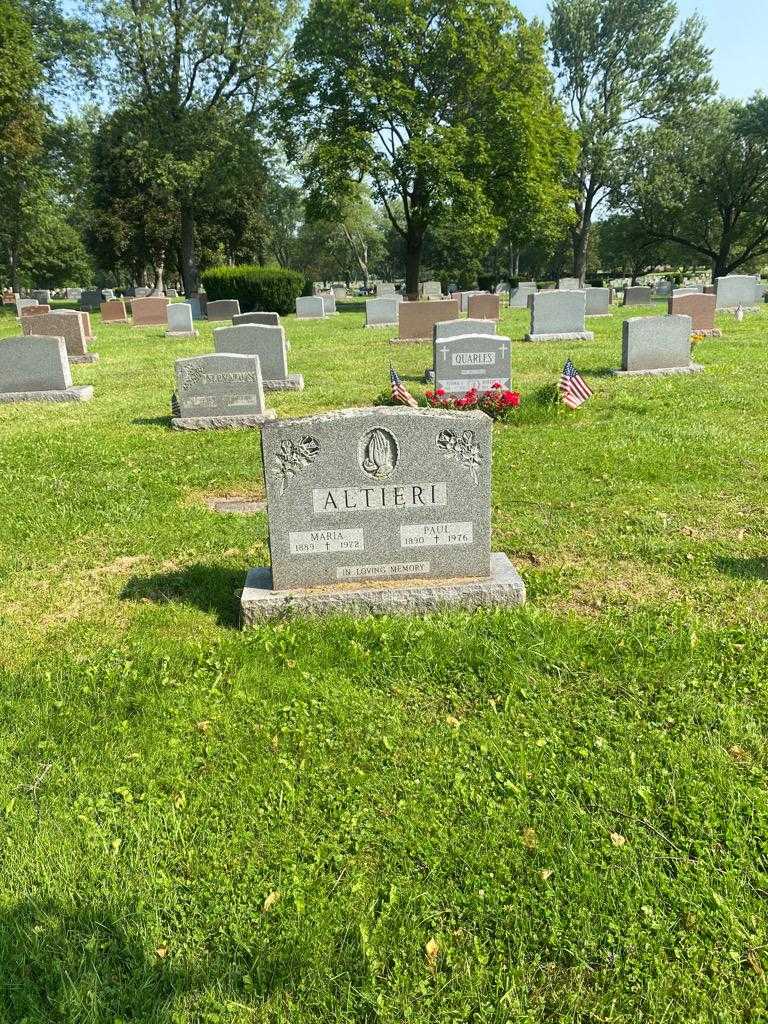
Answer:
top-left (0, 336), bottom-right (93, 403)
top-left (240, 407), bottom-right (525, 620)
top-left (433, 333), bottom-right (511, 394)
top-left (213, 323), bottom-right (303, 390)
top-left (171, 353), bottom-right (277, 430)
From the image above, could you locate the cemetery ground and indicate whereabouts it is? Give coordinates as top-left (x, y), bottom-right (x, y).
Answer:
top-left (1, 299), bottom-right (768, 1022)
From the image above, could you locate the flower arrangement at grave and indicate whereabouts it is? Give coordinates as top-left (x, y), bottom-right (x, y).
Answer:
top-left (690, 331), bottom-right (706, 347)
top-left (425, 382), bottom-right (521, 421)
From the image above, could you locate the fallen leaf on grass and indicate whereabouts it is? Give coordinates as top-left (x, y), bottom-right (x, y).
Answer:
top-left (746, 949), bottom-right (764, 975)
top-left (610, 832), bottom-right (627, 847)
top-left (540, 868), bottom-right (554, 881)
top-left (263, 891), bottom-right (281, 912)
top-left (522, 828), bottom-right (538, 850)
top-left (195, 720), bottom-right (210, 733)
top-left (446, 715), bottom-right (461, 729)
top-left (425, 937), bottom-right (439, 972)
top-left (728, 745), bottom-right (750, 761)
top-left (155, 946), bottom-right (168, 959)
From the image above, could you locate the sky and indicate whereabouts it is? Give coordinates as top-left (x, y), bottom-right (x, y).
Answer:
top-left (515, 0), bottom-right (767, 100)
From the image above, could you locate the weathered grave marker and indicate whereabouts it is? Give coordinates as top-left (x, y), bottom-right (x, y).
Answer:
top-left (525, 291), bottom-right (593, 342)
top-left (21, 311), bottom-right (98, 363)
top-left (296, 296), bottom-right (326, 319)
top-left (206, 299), bottom-right (241, 321)
top-left (623, 286), bottom-right (653, 306)
top-left (132, 296), bottom-right (169, 326)
top-left (613, 314), bottom-right (701, 376)
top-left (167, 303), bottom-right (198, 337)
top-left (0, 336), bottom-right (93, 403)
top-left (171, 353), bottom-right (276, 430)
top-left (100, 299), bottom-right (129, 324)
top-left (233, 312), bottom-right (280, 327)
top-left (668, 293), bottom-right (720, 336)
top-left (365, 297), bottom-right (400, 327)
top-left (467, 293), bottom-right (500, 320)
top-left (214, 324), bottom-right (303, 390)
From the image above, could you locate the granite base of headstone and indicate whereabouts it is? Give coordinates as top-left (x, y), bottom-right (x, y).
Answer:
top-left (170, 353), bottom-right (276, 430)
top-left (239, 407), bottom-right (525, 623)
top-left (0, 336), bottom-right (93, 403)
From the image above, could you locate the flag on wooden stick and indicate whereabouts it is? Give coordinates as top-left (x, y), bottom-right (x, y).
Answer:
top-left (559, 359), bottom-right (593, 409)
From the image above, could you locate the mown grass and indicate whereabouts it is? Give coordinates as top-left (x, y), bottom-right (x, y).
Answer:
top-left (0, 299), bottom-right (767, 1022)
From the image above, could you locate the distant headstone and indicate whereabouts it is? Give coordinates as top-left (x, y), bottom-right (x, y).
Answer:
top-left (101, 299), bottom-right (128, 323)
top-left (206, 299), bottom-right (241, 321)
top-left (65, 288), bottom-right (82, 301)
top-left (134, 287), bottom-right (151, 298)
top-left (296, 296), bottom-right (325, 319)
top-left (668, 293), bottom-right (719, 335)
top-left (458, 291), bottom-right (484, 313)
top-left (80, 289), bottom-right (103, 311)
top-left (508, 282), bottom-right (537, 308)
top-left (188, 296), bottom-right (203, 320)
top-left (433, 318), bottom-right (497, 341)
top-left (433, 333), bottom-right (511, 395)
top-left (558, 278), bottom-right (580, 290)
top-left (21, 311), bottom-right (98, 363)
top-left (715, 275), bottom-right (759, 309)
top-left (30, 289), bottom-right (51, 305)
top-left (623, 286), bottom-right (653, 306)
top-left (376, 282), bottom-right (396, 296)
top-left (319, 293), bottom-right (337, 315)
top-left (467, 293), bottom-right (500, 320)
top-left (525, 290), bottom-right (593, 342)
top-left (653, 280), bottom-right (672, 297)
top-left (421, 281), bottom-right (442, 299)
top-left (585, 287), bottom-right (612, 316)
top-left (171, 353), bottom-right (276, 430)
top-left (233, 311), bottom-right (280, 327)
top-left (213, 324), bottom-right (303, 390)
top-left (132, 296), bottom-right (169, 326)
top-left (167, 302), bottom-right (198, 337)
top-left (165, 288), bottom-right (178, 298)
top-left (614, 314), bottom-right (701, 376)
top-left (0, 335), bottom-right (93, 403)
top-left (332, 286), bottom-right (347, 299)
top-left (20, 304), bottom-right (51, 317)
top-left (240, 407), bottom-right (525, 621)
top-left (397, 299), bottom-right (460, 342)
top-left (365, 297), bottom-right (400, 327)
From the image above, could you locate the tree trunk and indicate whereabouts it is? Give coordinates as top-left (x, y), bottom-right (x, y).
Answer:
top-left (571, 193), bottom-right (592, 285)
top-left (152, 253), bottom-right (166, 295)
top-left (180, 205), bottom-right (199, 296)
top-left (405, 231), bottom-right (423, 299)
top-left (9, 245), bottom-right (20, 293)
top-left (508, 243), bottom-right (520, 279)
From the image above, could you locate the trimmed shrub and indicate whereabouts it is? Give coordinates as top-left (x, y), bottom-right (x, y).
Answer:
top-left (201, 265), bottom-right (304, 316)
top-left (477, 273), bottom-right (495, 292)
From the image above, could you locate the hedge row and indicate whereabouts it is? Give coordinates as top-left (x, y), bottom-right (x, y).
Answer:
top-left (201, 266), bottom-right (304, 316)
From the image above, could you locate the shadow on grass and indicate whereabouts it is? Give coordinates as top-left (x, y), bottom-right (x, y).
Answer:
top-left (0, 902), bottom-right (197, 1022)
top-left (132, 415), bottom-right (172, 428)
top-left (714, 556), bottom-right (768, 581)
top-left (120, 563), bottom-right (243, 626)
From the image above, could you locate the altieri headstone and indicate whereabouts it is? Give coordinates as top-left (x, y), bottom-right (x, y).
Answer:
top-left (214, 323), bottom-right (303, 390)
top-left (171, 353), bottom-right (277, 430)
top-left (525, 291), bottom-right (593, 342)
top-left (240, 407), bottom-right (525, 620)
top-left (433, 333), bottom-right (511, 394)
top-left (614, 314), bottom-right (701, 376)
top-left (0, 336), bottom-right (93, 403)
top-left (21, 311), bottom-right (98, 363)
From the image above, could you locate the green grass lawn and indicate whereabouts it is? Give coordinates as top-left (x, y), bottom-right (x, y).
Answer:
top-left (1, 299), bottom-right (767, 1022)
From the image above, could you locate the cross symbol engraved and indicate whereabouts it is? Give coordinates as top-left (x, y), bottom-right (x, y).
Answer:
top-left (499, 343), bottom-right (508, 358)
top-left (439, 344), bottom-right (448, 362)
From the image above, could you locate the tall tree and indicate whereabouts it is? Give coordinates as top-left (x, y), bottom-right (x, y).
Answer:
top-left (548, 0), bottom-right (714, 284)
top-left (620, 98), bottom-right (768, 279)
top-left (283, 0), bottom-right (563, 296)
top-left (101, 0), bottom-right (296, 295)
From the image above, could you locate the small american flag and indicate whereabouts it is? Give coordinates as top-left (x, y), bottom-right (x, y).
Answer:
top-left (559, 359), bottom-right (593, 409)
top-left (390, 365), bottom-right (418, 408)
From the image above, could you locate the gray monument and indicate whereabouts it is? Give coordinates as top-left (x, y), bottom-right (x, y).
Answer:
top-left (206, 299), bottom-right (241, 321)
top-left (319, 293), bottom-right (338, 315)
top-left (585, 287), bottom-right (612, 316)
top-left (508, 282), bottom-right (537, 308)
top-left (614, 314), bottom-right (702, 376)
top-left (80, 289), bottom-right (103, 311)
top-left (232, 312), bottom-right (280, 327)
top-left (715, 275), bottom-right (761, 309)
top-left (240, 407), bottom-right (525, 620)
top-left (0, 336), bottom-right (93, 403)
top-left (296, 296), bottom-right (325, 319)
top-left (558, 277), bottom-right (580, 290)
top-left (525, 290), bottom-right (593, 342)
top-left (623, 286), bottom-right (653, 306)
top-left (433, 333), bottom-right (511, 394)
top-left (213, 323), bottom-right (303, 390)
top-left (166, 302), bottom-right (197, 337)
top-left (171, 353), bottom-right (276, 430)
top-left (365, 297), bottom-right (400, 327)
